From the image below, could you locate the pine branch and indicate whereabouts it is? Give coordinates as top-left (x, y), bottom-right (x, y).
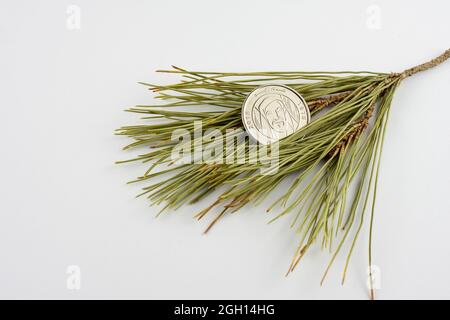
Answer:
top-left (116, 49), bottom-right (450, 298)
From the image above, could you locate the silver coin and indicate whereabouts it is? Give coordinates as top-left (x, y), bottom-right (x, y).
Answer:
top-left (241, 85), bottom-right (310, 145)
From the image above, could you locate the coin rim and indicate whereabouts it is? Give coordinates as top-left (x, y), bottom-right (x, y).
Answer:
top-left (241, 84), bottom-right (310, 145)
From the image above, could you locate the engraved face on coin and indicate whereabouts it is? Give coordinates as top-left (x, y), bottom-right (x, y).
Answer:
top-left (242, 85), bottom-right (310, 145)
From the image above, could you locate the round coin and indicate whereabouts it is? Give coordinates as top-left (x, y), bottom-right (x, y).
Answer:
top-left (241, 85), bottom-right (310, 145)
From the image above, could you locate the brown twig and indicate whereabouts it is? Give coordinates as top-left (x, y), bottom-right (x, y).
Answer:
top-left (401, 49), bottom-right (450, 79)
top-left (327, 102), bottom-right (375, 158)
top-left (308, 92), bottom-right (352, 113)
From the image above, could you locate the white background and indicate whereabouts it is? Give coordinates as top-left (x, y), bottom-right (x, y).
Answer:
top-left (1, 0), bottom-right (449, 299)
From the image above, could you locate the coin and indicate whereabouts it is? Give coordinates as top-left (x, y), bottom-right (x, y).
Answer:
top-left (241, 85), bottom-right (310, 145)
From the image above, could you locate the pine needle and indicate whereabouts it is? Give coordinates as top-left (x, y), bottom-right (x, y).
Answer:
top-left (117, 49), bottom-right (450, 296)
